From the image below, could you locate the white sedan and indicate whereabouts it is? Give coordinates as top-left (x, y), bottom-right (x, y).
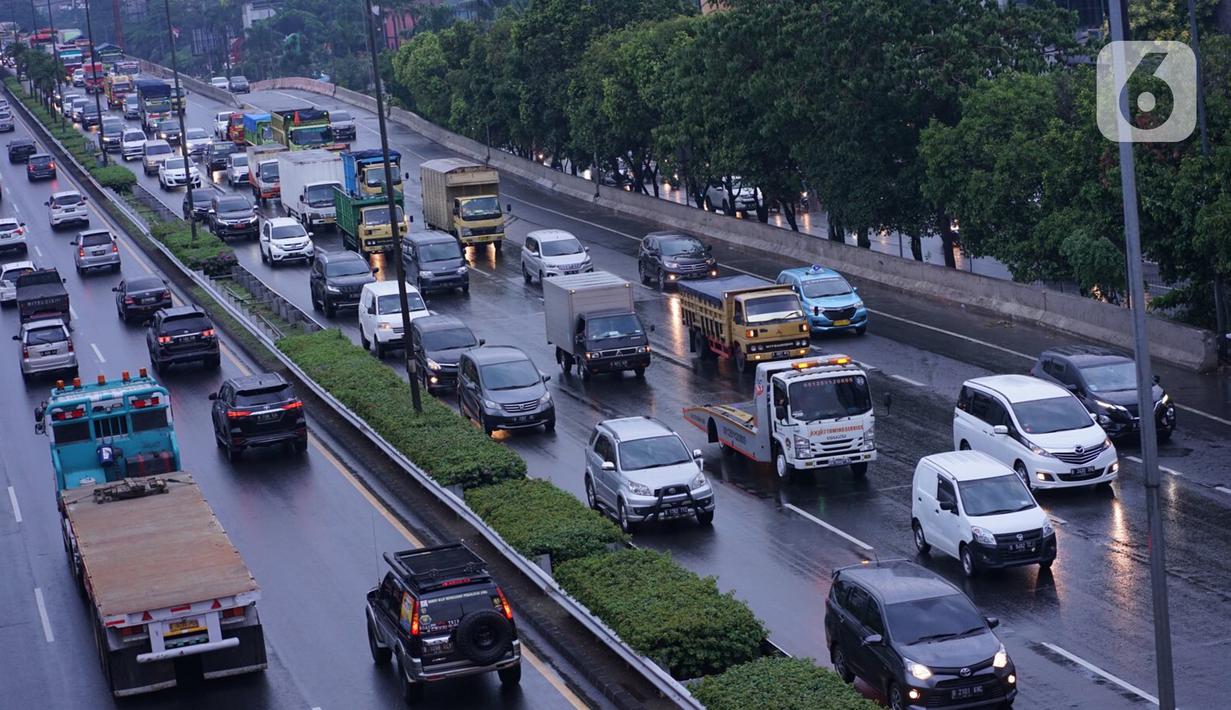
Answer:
top-left (0, 259), bottom-right (36, 304)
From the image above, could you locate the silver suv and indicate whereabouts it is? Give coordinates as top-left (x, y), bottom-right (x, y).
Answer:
top-left (15, 318), bottom-right (77, 382)
top-left (74, 229), bottom-right (121, 274)
top-left (584, 417), bottom-right (715, 532)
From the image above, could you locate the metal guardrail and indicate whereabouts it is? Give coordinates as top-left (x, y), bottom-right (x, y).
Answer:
top-left (132, 183), bottom-right (180, 223)
top-left (6, 80), bottom-right (704, 708)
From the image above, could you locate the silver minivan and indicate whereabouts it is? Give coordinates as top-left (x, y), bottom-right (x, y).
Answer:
top-left (16, 318), bottom-right (77, 381)
top-left (74, 229), bottom-right (121, 274)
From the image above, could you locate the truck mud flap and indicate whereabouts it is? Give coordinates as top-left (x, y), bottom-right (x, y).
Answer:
top-left (107, 624), bottom-right (266, 696)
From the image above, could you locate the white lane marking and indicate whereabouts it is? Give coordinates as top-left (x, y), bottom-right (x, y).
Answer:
top-left (1048, 514), bottom-right (1067, 525)
top-left (1039, 642), bottom-right (1158, 705)
top-left (34, 588), bottom-right (54, 642)
top-left (7, 486), bottom-right (22, 523)
top-left (69, 305), bottom-right (78, 320)
top-left (1123, 455), bottom-right (1182, 476)
top-left (90, 343), bottom-right (106, 363)
top-left (889, 374), bottom-right (926, 387)
top-left (33, 244), bottom-right (43, 257)
top-left (1125, 455), bottom-right (1143, 463)
top-left (1215, 486), bottom-right (1231, 495)
top-left (783, 503), bottom-right (874, 551)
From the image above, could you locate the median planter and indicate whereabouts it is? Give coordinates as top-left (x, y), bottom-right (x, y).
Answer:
top-left (277, 329), bottom-right (526, 488)
top-left (464, 479), bottom-right (626, 565)
top-left (555, 548), bottom-right (766, 680)
top-left (692, 657), bottom-right (879, 710)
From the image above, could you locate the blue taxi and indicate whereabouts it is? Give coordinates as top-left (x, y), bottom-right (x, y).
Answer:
top-left (775, 265), bottom-right (867, 334)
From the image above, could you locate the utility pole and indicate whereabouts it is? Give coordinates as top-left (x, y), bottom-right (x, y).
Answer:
top-left (161, 0), bottom-right (196, 241)
top-left (44, 0), bottom-right (63, 126)
top-left (1106, 1), bottom-right (1176, 707)
top-left (83, 0), bottom-right (106, 165)
top-left (362, 0), bottom-right (421, 413)
top-left (111, 0), bottom-right (124, 50)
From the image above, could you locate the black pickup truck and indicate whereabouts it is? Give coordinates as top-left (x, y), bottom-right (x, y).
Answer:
top-left (16, 268), bottom-right (70, 324)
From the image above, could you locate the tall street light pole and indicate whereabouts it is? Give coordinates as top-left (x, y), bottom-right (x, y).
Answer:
top-left (1106, 1), bottom-right (1176, 707)
top-left (161, 0), bottom-right (196, 241)
top-left (44, 0), bottom-right (63, 126)
top-left (83, 0), bottom-right (106, 166)
top-left (361, 0), bottom-right (421, 413)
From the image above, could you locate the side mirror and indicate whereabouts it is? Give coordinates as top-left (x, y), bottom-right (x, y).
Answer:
top-left (992, 424), bottom-right (1009, 435)
top-left (1153, 374), bottom-right (1160, 385)
top-left (82, 196), bottom-right (88, 201)
top-left (367, 304), bottom-right (376, 315)
top-left (478, 338), bottom-right (486, 346)
top-left (371, 267), bottom-right (379, 275)
top-left (584, 246), bottom-right (591, 252)
top-left (11, 334), bottom-right (18, 340)
top-left (861, 634), bottom-right (883, 646)
top-left (542, 374), bottom-right (552, 382)
top-left (985, 616), bottom-right (1000, 630)
top-left (601, 461), bottom-right (615, 471)
top-left (774, 405), bottom-right (788, 421)
top-left (649, 324), bottom-right (656, 333)
top-left (111, 287), bottom-right (120, 292)
top-left (404, 172), bottom-right (410, 180)
top-left (44, 200), bottom-right (49, 205)
top-left (34, 405), bottom-right (45, 423)
top-left (693, 448), bottom-right (703, 460)
top-left (939, 499), bottom-right (957, 513)
top-left (506, 203), bottom-right (512, 213)
top-left (207, 392), bottom-right (217, 400)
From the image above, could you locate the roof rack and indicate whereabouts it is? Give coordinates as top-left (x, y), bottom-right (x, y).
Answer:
top-left (384, 543), bottom-right (490, 592)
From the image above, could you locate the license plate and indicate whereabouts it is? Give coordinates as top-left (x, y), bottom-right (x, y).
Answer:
top-left (256, 412), bottom-right (279, 423)
top-left (833, 319), bottom-right (851, 326)
top-left (1072, 466), bottom-right (1096, 475)
top-left (40, 349), bottom-right (56, 356)
top-left (142, 297), bottom-right (156, 304)
top-left (951, 686), bottom-right (984, 700)
top-left (169, 619), bottom-right (202, 634)
top-left (92, 249), bottom-right (106, 256)
top-left (610, 360), bottom-right (628, 368)
top-left (1007, 542), bottom-right (1035, 552)
top-left (829, 456), bottom-right (850, 467)
top-left (661, 507), bottom-right (689, 519)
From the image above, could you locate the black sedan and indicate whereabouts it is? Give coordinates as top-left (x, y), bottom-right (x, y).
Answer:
top-left (8, 138), bottom-right (37, 163)
top-left (114, 275), bottom-right (172, 323)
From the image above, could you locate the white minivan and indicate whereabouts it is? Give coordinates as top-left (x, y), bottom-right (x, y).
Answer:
top-left (953, 375), bottom-right (1118, 490)
top-left (357, 281), bottom-right (430, 358)
top-left (520, 229), bottom-right (592, 284)
top-left (912, 450), bottom-right (1056, 577)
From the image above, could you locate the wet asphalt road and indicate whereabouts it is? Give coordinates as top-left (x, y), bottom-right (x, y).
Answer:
top-left (0, 105), bottom-right (592, 710)
top-left (42, 85), bottom-right (1231, 709)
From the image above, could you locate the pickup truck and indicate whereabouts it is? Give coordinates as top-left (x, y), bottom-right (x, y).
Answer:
top-left (16, 267), bottom-right (69, 324)
top-left (679, 275), bottom-right (809, 372)
top-left (543, 270), bottom-right (651, 380)
top-left (683, 355), bottom-right (877, 478)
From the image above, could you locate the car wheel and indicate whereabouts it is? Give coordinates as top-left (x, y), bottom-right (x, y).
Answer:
top-left (855, 325), bottom-right (867, 335)
top-left (374, 340), bottom-right (385, 359)
top-left (260, 247), bottom-right (268, 264)
top-left (656, 269), bottom-right (666, 291)
top-left (324, 299), bottom-right (336, 318)
top-left (480, 413), bottom-right (495, 437)
top-left (359, 327), bottom-right (370, 351)
top-left (912, 519), bottom-right (931, 555)
top-left (579, 359), bottom-right (592, 381)
top-left (1014, 461), bottom-right (1032, 490)
top-left (311, 291), bottom-right (321, 312)
top-left (493, 241), bottom-right (502, 255)
top-left (584, 476), bottom-right (599, 510)
top-left (888, 682), bottom-right (907, 710)
top-left (522, 263), bottom-right (531, 284)
top-left (497, 664), bottom-right (521, 687)
top-left (960, 543), bottom-right (977, 578)
top-left (543, 417), bottom-right (555, 432)
top-left (398, 652), bottom-right (424, 703)
top-left (959, 440), bottom-right (971, 450)
top-left (638, 262), bottom-right (650, 285)
top-left (461, 284), bottom-right (470, 295)
top-left (618, 499), bottom-right (636, 534)
top-left (538, 270), bottom-right (545, 285)
top-left (774, 445), bottom-right (794, 479)
top-left (1039, 558), bottom-right (1053, 571)
top-left (696, 510), bottom-right (714, 526)
top-left (633, 367), bottom-right (645, 378)
top-left (207, 355), bottom-right (221, 370)
top-left (366, 617), bottom-right (391, 666)
top-left (226, 444), bottom-right (242, 462)
top-left (830, 643), bottom-right (855, 683)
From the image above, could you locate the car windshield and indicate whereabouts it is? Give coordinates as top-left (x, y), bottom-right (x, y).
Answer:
top-left (800, 277), bottom-right (852, 299)
top-left (885, 594), bottom-right (986, 646)
top-left (660, 236), bottom-right (705, 256)
top-left (216, 111), bottom-right (231, 121)
top-left (2, 267), bottom-right (33, 281)
top-left (422, 328), bottom-right (477, 351)
top-left (325, 260), bottom-right (370, 277)
top-left (291, 126), bottom-right (331, 145)
top-left (159, 123), bottom-right (179, 133)
top-left (362, 205), bottom-right (404, 226)
top-left (271, 224), bottom-right (307, 240)
top-left (210, 142), bottom-right (236, 156)
top-left (165, 158), bottom-right (188, 171)
top-left (80, 232), bottom-right (112, 247)
top-left (618, 435), bottom-right (693, 470)
top-left (363, 167), bottom-right (402, 188)
top-left (304, 183), bottom-right (339, 206)
top-left (788, 375), bottom-right (871, 421)
top-left (480, 359), bottom-right (541, 390)
top-left (217, 197), bottom-right (250, 213)
top-left (235, 385), bottom-right (293, 407)
top-left (959, 474), bottom-right (1036, 516)
top-left (418, 241), bottom-right (461, 262)
top-left (148, 144), bottom-right (172, 155)
top-left (1011, 396), bottom-right (1094, 434)
top-left (123, 131), bottom-right (144, 141)
top-left (231, 154), bottom-right (248, 167)
top-left (1080, 362), bottom-right (1136, 392)
top-left (26, 326), bottom-right (67, 345)
top-left (186, 128), bottom-right (207, 139)
top-left (127, 276), bottom-right (163, 291)
top-left (259, 162), bottom-right (279, 180)
top-left (745, 293), bottom-right (803, 323)
top-left (376, 292), bottom-right (425, 315)
top-left (161, 315), bottom-right (211, 333)
top-left (587, 313), bottom-right (643, 340)
top-left (52, 194), bottom-right (82, 206)
top-left (541, 238), bottom-right (583, 257)
top-left (459, 196), bottom-right (500, 220)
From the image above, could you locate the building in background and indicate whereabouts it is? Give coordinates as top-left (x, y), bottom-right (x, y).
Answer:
top-left (243, 0), bottom-right (279, 29)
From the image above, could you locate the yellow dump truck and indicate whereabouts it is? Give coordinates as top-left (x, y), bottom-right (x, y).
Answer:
top-left (679, 275), bottom-right (810, 372)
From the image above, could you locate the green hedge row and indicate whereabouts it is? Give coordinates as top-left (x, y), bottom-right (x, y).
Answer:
top-left (464, 479), bottom-right (625, 564)
top-left (555, 548), bottom-right (766, 680)
top-left (277, 329), bottom-right (526, 488)
top-left (692, 657), bottom-right (880, 710)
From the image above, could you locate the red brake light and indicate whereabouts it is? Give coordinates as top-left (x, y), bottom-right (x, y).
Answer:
top-left (66, 340), bottom-right (74, 353)
top-left (227, 409), bottom-right (250, 419)
top-left (497, 587), bottom-right (513, 620)
top-left (124, 297), bottom-right (135, 304)
top-left (284, 400), bottom-right (303, 411)
top-left (119, 625), bottom-right (146, 639)
top-left (78, 247), bottom-right (85, 258)
top-left (48, 161), bottom-right (55, 170)
top-left (157, 335), bottom-right (172, 345)
top-left (131, 396), bottom-right (160, 408)
top-left (201, 328), bottom-right (215, 338)
top-left (222, 607), bottom-right (245, 619)
top-left (111, 243), bottom-right (118, 253)
top-left (21, 346), bottom-right (29, 358)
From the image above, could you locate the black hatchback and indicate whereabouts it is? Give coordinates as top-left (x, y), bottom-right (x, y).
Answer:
top-left (8, 138), bottom-right (37, 163)
top-left (825, 560), bottom-right (1016, 710)
top-left (27, 154), bottom-right (56, 180)
top-left (209, 372), bottom-right (307, 461)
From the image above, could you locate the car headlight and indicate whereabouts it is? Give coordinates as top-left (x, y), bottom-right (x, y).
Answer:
top-left (1159, 394), bottom-right (1170, 406)
top-left (993, 644), bottom-right (1009, 669)
top-left (377, 322), bottom-right (392, 331)
top-left (1042, 518), bottom-right (1054, 537)
top-left (482, 398), bottom-right (499, 411)
top-left (325, 284), bottom-right (341, 293)
top-left (1103, 437), bottom-right (1112, 449)
top-left (627, 480), bottom-right (652, 496)
top-left (459, 227), bottom-right (473, 237)
top-left (418, 270), bottom-right (433, 279)
top-left (457, 266), bottom-right (469, 275)
top-left (635, 346), bottom-right (650, 354)
top-left (689, 472), bottom-right (707, 490)
top-left (792, 434), bottom-right (810, 457)
top-left (853, 300), bottom-right (864, 310)
top-left (1095, 400), bottom-right (1127, 413)
top-left (664, 261), bottom-right (679, 269)
top-left (538, 391), bottom-right (553, 406)
top-left (971, 526), bottom-right (996, 546)
top-left (1027, 441), bottom-right (1053, 458)
top-left (426, 358), bottom-right (441, 371)
top-left (906, 659), bottom-right (933, 681)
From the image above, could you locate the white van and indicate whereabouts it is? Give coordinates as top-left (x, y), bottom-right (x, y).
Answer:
top-left (953, 375), bottom-right (1118, 490)
top-left (912, 450), bottom-right (1056, 578)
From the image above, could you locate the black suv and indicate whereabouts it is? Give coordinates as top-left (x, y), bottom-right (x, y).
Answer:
top-left (205, 140), bottom-right (238, 171)
top-left (209, 372), bottom-right (307, 461)
top-left (637, 231), bottom-right (717, 290)
top-left (145, 305), bottom-right (221, 372)
top-left (1031, 345), bottom-right (1175, 441)
top-left (411, 315), bottom-right (482, 393)
top-left (309, 249), bottom-right (375, 317)
top-left (209, 193), bottom-right (259, 239)
top-left (365, 543), bottom-right (520, 702)
top-left (8, 138), bottom-right (37, 163)
top-left (825, 560), bottom-right (1016, 710)
top-left (27, 154), bottom-right (56, 181)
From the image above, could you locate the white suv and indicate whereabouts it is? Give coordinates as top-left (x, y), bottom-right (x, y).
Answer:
top-left (120, 128), bottom-right (146, 161)
top-left (357, 281), bottom-right (429, 358)
top-left (47, 191), bottom-right (89, 230)
top-left (259, 217), bottom-right (315, 265)
top-left (158, 157), bottom-right (202, 190)
top-left (953, 375), bottom-right (1118, 490)
top-left (911, 450), bottom-right (1056, 578)
top-left (520, 229), bottom-right (592, 284)
top-left (142, 139), bottom-right (174, 175)
top-left (0, 217), bottom-right (27, 253)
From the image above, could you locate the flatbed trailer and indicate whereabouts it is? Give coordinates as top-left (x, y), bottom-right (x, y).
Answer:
top-left (60, 474), bottom-right (266, 697)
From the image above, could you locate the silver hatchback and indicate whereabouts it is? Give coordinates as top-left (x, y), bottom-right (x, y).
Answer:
top-left (16, 318), bottom-right (77, 381)
top-left (74, 229), bottom-right (121, 274)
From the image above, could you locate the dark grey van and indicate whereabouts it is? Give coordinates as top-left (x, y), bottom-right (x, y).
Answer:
top-left (401, 230), bottom-right (469, 295)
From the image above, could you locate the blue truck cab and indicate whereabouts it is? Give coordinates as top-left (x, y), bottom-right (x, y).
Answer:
top-left (775, 265), bottom-right (868, 335)
top-left (36, 369), bottom-right (180, 491)
top-left (342, 148), bottom-right (403, 197)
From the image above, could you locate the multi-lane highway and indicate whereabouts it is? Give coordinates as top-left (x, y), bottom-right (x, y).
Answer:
top-left (27, 79), bottom-right (1231, 709)
top-left (0, 96), bottom-right (598, 709)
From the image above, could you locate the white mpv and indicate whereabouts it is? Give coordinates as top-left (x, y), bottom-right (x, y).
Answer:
top-left (911, 450), bottom-right (1056, 578)
top-left (520, 229), bottom-right (592, 284)
top-left (357, 281), bottom-right (430, 359)
top-left (953, 375), bottom-right (1118, 490)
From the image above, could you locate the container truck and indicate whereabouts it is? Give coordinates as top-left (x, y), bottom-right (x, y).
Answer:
top-left (270, 108), bottom-right (341, 151)
top-left (420, 158), bottom-right (505, 253)
top-left (243, 112), bottom-right (273, 146)
top-left (683, 355), bottom-right (877, 478)
top-left (247, 143), bottom-right (287, 202)
top-left (543, 271), bottom-right (651, 380)
top-left (334, 189), bottom-right (408, 255)
top-left (278, 150), bottom-right (344, 228)
top-left (341, 148), bottom-right (402, 197)
top-left (679, 275), bottom-right (810, 372)
top-left (134, 78), bottom-right (171, 132)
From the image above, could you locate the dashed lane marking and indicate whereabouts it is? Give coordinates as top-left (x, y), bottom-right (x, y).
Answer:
top-left (1039, 642), bottom-right (1159, 705)
top-left (7, 486), bottom-right (22, 524)
top-left (33, 244), bottom-right (42, 257)
top-left (34, 588), bottom-right (54, 643)
top-left (889, 374), bottom-right (926, 387)
top-left (90, 343), bottom-right (105, 363)
top-left (1123, 455), bottom-right (1183, 477)
top-left (783, 503), bottom-right (874, 551)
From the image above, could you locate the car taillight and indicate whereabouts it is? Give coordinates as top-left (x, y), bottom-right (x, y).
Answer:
top-left (202, 328), bottom-right (215, 338)
top-left (410, 598), bottom-right (420, 637)
top-left (66, 340), bottom-right (74, 353)
top-left (161, 290), bottom-right (171, 300)
top-left (21, 346), bottom-right (29, 358)
top-left (111, 243), bottom-right (118, 253)
top-left (283, 401), bottom-right (303, 411)
top-left (222, 607), bottom-right (246, 619)
top-left (78, 247), bottom-right (85, 257)
top-left (124, 297), bottom-right (135, 304)
top-left (119, 625), bottom-right (146, 640)
top-left (227, 409), bottom-right (250, 419)
top-left (15, 228), bottom-right (22, 235)
top-left (48, 162), bottom-right (55, 170)
top-left (157, 335), bottom-right (172, 344)
top-left (496, 587), bottom-right (513, 620)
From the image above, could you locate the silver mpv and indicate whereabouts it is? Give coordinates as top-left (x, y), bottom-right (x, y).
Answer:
top-left (74, 229), bottom-right (121, 274)
top-left (16, 318), bottom-right (77, 381)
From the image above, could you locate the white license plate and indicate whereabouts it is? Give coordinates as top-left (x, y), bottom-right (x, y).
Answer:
top-left (40, 349), bottom-right (56, 356)
top-left (610, 360), bottom-right (628, 368)
top-left (829, 456), bottom-right (850, 467)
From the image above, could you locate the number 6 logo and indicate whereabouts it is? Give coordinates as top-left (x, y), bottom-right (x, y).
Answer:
top-left (1096, 40), bottom-right (1197, 143)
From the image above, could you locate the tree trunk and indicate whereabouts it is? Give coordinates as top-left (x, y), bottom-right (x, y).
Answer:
top-left (856, 226), bottom-right (870, 249)
top-left (828, 220), bottom-right (845, 244)
top-left (754, 193), bottom-right (769, 223)
top-left (910, 234), bottom-right (923, 262)
top-left (646, 160), bottom-right (659, 198)
top-left (937, 210), bottom-right (958, 268)
top-left (628, 157), bottom-right (646, 194)
top-left (780, 200), bottom-right (798, 231)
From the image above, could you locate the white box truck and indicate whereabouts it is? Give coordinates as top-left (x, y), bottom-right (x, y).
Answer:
top-left (543, 270), bottom-right (652, 380)
top-left (278, 150), bottom-right (346, 229)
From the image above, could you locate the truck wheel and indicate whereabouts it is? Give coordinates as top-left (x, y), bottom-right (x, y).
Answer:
top-left (773, 445), bottom-right (795, 479)
top-left (851, 462), bottom-right (868, 478)
top-left (360, 327), bottom-right (371, 351)
top-left (366, 617), bottom-right (391, 666)
top-left (733, 345), bottom-right (749, 373)
top-left (579, 360), bottom-right (592, 381)
top-left (374, 340), bottom-right (385, 359)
